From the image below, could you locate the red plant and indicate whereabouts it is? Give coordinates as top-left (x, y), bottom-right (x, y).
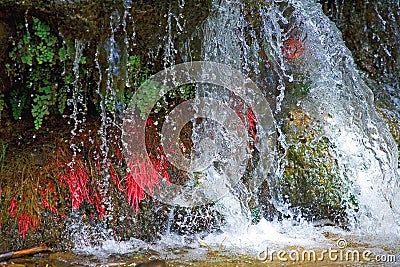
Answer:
top-left (114, 146), bottom-right (123, 164)
top-left (247, 109), bottom-right (257, 139)
top-left (40, 182), bottom-right (60, 216)
top-left (282, 36), bottom-right (305, 59)
top-left (7, 195), bottom-right (43, 239)
top-left (127, 158), bottom-right (160, 195)
top-left (109, 162), bottom-right (124, 191)
top-left (146, 117), bottom-right (153, 127)
top-left (17, 213), bottom-right (40, 240)
top-left (116, 115), bottom-right (172, 212)
top-left (11, 179), bottom-right (65, 239)
top-left (152, 154), bottom-right (170, 183)
top-left (57, 149), bottom-right (105, 218)
top-left (123, 152), bottom-right (171, 212)
top-left (107, 158), bottom-right (146, 213)
top-left (60, 160), bottom-right (90, 209)
top-left (54, 116), bottom-right (172, 217)
top-left (8, 196), bottom-right (18, 218)
top-left (91, 192), bottom-right (105, 219)
top-left (124, 171), bottom-right (145, 213)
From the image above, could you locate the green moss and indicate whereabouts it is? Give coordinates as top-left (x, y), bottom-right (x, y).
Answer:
top-left (279, 109), bottom-right (357, 224)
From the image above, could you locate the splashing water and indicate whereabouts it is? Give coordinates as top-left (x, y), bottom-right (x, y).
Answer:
top-left (159, 0), bottom-right (400, 252)
top-left (67, 5), bottom-right (134, 249)
top-left (289, 0), bottom-right (400, 237)
top-left (64, 0), bottom-right (400, 263)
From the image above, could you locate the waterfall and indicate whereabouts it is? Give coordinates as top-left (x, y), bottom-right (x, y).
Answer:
top-left (196, 0), bottom-right (253, 233)
top-left (68, 40), bottom-right (87, 162)
top-left (172, 0), bottom-right (400, 248)
top-left (289, 0), bottom-right (400, 236)
top-left (8, 0), bottom-right (397, 259)
top-left (59, 0), bottom-right (400, 254)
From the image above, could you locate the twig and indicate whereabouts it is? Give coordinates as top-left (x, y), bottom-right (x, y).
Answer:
top-left (0, 243), bottom-right (52, 261)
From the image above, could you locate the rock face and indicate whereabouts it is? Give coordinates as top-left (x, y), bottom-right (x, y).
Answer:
top-left (0, 0), bottom-right (399, 252)
top-left (0, 1), bottom-right (211, 44)
top-left (278, 108), bottom-right (353, 225)
top-left (319, 0), bottom-right (400, 91)
top-left (0, 1), bottom-right (211, 251)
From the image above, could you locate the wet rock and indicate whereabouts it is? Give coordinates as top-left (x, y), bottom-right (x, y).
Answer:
top-left (0, 0), bottom-right (212, 52)
top-left (319, 0), bottom-right (400, 102)
top-left (170, 205), bottom-right (224, 236)
top-left (277, 108), bottom-right (355, 225)
top-left (366, 78), bottom-right (400, 167)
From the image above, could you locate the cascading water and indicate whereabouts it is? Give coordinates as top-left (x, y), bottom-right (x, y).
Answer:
top-left (74, 0), bottom-right (400, 257)
top-left (68, 39), bottom-right (87, 161)
top-left (66, 4), bottom-right (135, 250)
top-left (289, 1), bottom-right (400, 237)
top-left (191, 0), bottom-right (269, 235)
top-left (2, 0), bottom-right (399, 265)
top-left (149, 0), bottom-right (400, 255)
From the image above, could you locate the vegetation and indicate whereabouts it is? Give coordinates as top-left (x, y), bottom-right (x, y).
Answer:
top-left (1, 12), bottom-right (353, 245)
top-left (127, 55), bottom-right (195, 119)
top-left (0, 14), bottom-right (198, 246)
top-left (6, 17), bottom-right (66, 129)
top-left (279, 108), bottom-right (358, 225)
top-left (1, 0), bottom-right (394, 251)
top-left (0, 140), bottom-right (68, 242)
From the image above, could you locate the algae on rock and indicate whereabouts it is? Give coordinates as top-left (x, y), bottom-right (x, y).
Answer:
top-left (278, 108), bottom-right (356, 225)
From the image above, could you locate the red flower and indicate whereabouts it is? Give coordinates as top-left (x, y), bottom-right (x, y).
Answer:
top-left (8, 196), bottom-right (18, 218)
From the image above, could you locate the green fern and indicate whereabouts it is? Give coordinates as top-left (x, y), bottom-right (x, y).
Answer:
top-left (32, 86), bottom-right (55, 129)
top-left (10, 89), bottom-right (28, 120)
top-left (6, 16), bottom-right (69, 128)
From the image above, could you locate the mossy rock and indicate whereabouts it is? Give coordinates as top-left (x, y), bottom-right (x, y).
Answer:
top-left (278, 108), bottom-right (354, 225)
top-left (0, 0), bottom-right (212, 50)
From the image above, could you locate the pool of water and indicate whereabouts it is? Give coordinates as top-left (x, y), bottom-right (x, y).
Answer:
top-left (3, 222), bottom-right (398, 267)
top-left (2, 246), bottom-right (394, 267)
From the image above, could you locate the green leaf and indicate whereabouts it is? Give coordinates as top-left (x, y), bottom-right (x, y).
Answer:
top-left (58, 47), bottom-right (67, 61)
top-left (80, 56), bottom-right (87, 65)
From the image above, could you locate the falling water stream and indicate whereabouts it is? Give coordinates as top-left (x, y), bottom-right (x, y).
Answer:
top-left (3, 0), bottom-right (400, 266)
top-left (75, 1), bottom-right (399, 265)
